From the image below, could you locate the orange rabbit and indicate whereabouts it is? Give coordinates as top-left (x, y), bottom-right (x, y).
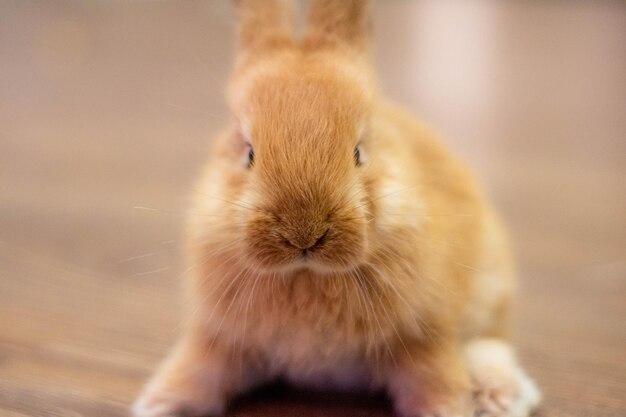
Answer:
top-left (133, 1), bottom-right (540, 416)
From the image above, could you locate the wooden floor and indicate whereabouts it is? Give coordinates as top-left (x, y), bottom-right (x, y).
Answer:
top-left (1, 1), bottom-right (624, 416)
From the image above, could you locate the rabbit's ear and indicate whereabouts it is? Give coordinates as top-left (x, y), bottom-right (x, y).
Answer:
top-left (302, 0), bottom-right (371, 54)
top-left (233, 0), bottom-right (293, 58)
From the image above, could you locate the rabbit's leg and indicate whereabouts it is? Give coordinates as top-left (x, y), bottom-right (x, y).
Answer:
top-left (465, 338), bottom-right (541, 417)
top-left (387, 344), bottom-right (474, 417)
top-left (132, 330), bottom-right (259, 417)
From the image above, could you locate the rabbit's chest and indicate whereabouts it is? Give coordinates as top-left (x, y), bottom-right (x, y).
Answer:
top-left (257, 312), bottom-right (381, 390)
top-left (212, 271), bottom-right (398, 380)
top-left (241, 277), bottom-right (393, 377)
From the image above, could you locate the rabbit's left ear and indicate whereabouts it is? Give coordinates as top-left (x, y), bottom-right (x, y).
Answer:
top-left (301, 0), bottom-right (371, 54)
top-left (232, 0), bottom-right (294, 59)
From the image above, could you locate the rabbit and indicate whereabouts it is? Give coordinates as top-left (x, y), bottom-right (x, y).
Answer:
top-left (132, 1), bottom-right (541, 416)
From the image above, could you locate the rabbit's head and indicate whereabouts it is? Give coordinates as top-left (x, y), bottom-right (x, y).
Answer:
top-left (211, 1), bottom-right (382, 274)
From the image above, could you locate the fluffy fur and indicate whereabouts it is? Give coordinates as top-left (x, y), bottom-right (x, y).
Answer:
top-left (132, 1), bottom-right (540, 416)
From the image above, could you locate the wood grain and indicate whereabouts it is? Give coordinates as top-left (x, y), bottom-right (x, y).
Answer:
top-left (1, 1), bottom-right (624, 416)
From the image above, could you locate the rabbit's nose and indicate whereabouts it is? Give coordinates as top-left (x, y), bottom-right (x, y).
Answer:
top-left (284, 228), bottom-right (329, 251)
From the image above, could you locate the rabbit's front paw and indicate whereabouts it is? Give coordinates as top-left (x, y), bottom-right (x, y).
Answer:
top-left (465, 339), bottom-right (541, 417)
top-left (131, 379), bottom-right (225, 417)
top-left (471, 369), bottom-right (540, 417)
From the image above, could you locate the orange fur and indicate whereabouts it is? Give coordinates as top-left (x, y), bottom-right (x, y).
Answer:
top-left (132, 2), bottom-right (539, 417)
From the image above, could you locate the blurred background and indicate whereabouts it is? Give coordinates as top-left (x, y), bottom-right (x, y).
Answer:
top-left (1, 1), bottom-right (624, 416)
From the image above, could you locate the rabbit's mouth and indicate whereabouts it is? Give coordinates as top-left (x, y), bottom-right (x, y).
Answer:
top-left (244, 217), bottom-right (368, 275)
top-left (268, 251), bottom-right (363, 276)
top-left (291, 244), bottom-right (346, 274)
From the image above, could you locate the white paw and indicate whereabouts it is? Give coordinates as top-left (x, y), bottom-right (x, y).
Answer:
top-left (131, 380), bottom-right (225, 417)
top-left (465, 339), bottom-right (541, 417)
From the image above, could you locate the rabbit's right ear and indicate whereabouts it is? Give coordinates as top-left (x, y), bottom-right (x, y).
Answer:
top-left (302, 0), bottom-right (371, 54)
top-left (232, 0), bottom-right (294, 60)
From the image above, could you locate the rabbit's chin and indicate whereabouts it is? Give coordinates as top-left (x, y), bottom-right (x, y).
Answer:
top-left (245, 251), bottom-right (364, 276)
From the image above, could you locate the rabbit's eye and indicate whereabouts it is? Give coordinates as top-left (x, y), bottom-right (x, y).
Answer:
top-left (248, 146), bottom-right (255, 167)
top-left (242, 143), bottom-right (254, 168)
top-left (354, 146), bottom-right (361, 167)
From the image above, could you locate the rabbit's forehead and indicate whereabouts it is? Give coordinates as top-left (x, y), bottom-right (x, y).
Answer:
top-left (241, 85), bottom-right (369, 148)
top-left (229, 53), bottom-right (373, 119)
